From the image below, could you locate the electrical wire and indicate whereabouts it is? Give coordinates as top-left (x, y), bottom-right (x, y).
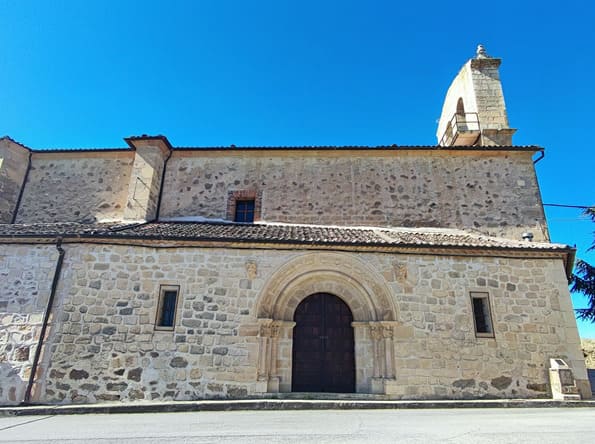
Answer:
top-left (544, 204), bottom-right (593, 209)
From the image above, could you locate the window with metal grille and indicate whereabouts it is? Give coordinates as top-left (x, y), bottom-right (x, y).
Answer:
top-left (234, 199), bottom-right (255, 223)
top-left (156, 285), bottom-right (179, 329)
top-left (470, 292), bottom-right (494, 337)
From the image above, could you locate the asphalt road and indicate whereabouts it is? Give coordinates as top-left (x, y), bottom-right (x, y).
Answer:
top-left (1, 408), bottom-right (594, 443)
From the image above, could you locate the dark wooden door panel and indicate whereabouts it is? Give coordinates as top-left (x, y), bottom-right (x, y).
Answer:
top-left (292, 293), bottom-right (355, 393)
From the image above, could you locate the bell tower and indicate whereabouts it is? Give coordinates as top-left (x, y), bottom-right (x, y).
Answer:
top-left (436, 45), bottom-right (516, 146)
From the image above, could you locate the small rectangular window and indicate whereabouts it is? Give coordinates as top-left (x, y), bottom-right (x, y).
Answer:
top-left (235, 199), bottom-right (255, 223)
top-left (156, 285), bottom-right (179, 329)
top-left (470, 292), bottom-right (494, 337)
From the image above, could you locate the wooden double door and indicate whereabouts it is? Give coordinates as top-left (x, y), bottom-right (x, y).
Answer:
top-left (292, 293), bottom-right (355, 393)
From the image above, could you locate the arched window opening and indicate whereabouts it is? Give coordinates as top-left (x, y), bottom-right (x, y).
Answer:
top-left (456, 98), bottom-right (468, 132)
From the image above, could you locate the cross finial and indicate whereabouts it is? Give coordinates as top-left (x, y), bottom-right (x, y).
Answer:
top-left (476, 44), bottom-right (489, 59)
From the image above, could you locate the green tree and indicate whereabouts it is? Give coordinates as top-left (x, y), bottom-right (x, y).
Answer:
top-left (571, 207), bottom-right (595, 322)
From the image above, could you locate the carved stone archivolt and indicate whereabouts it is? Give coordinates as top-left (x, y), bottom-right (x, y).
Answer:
top-left (255, 252), bottom-right (398, 322)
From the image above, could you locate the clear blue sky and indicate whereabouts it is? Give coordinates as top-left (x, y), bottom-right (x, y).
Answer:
top-left (1, 1), bottom-right (594, 336)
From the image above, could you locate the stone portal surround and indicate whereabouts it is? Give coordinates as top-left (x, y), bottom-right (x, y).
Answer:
top-left (253, 252), bottom-right (400, 394)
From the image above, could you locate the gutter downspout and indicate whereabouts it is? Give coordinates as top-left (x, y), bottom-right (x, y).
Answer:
top-left (11, 150), bottom-right (32, 224)
top-left (154, 149), bottom-right (172, 221)
top-left (533, 149), bottom-right (545, 164)
top-left (22, 237), bottom-right (65, 404)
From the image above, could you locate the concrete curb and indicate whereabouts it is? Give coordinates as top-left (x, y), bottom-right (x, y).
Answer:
top-left (2, 399), bottom-right (595, 417)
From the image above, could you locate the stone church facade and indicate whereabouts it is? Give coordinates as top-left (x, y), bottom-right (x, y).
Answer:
top-left (0, 47), bottom-right (590, 404)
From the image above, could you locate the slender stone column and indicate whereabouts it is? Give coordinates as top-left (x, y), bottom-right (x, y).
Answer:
top-left (256, 319), bottom-right (295, 393)
top-left (366, 321), bottom-right (400, 394)
top-left (274, 321), bottom-right (295, 393)
top-left (266, 321), bottom-right (281, 392)
top-left (350, 322), bottom-right (372, 393)
top-left (381, 322), bottom-right (397, 379)
top-left (256, 318), bottom-right (273, 384)
top-left (269, 323), bottom-right (280, 377)
top-left (370, 324), bottom-right (384, 378)
top-left (369, 322), bottom-right (386, 394)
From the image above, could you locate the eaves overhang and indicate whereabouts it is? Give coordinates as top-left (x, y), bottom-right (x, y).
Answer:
top-left (0, 221), bottom-right (575, 279)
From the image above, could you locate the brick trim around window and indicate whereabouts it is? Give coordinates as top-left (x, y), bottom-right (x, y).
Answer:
top-left (226, 190), bottom-right (262, 222)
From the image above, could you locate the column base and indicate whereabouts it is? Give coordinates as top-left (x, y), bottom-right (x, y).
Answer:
top-left (267, 377), bottom-right (280, 393)
top-left (254, 380), bottom-right (268, 393)
top-left (370, 377), bottom-right (398, 395)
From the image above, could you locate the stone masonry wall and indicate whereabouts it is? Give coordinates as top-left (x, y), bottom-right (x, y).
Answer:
top-left (161, 151), bottom-right (547, 241)
top-left (366, 253), bottom-right (586, 399)
top-left (27, 244), bottom-right (586, 403)
top-left (7, 149), bottom-right (546, 240)
top-left (0, 244), bottom-right (58, 404)
top-left (470, 58), bottom-right (509, 130)
top-left (15, 153), bottom-right (133, 223)
top-left (40, 244), bottom-right (269, 403)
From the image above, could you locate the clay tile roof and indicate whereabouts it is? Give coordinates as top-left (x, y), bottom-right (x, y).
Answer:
top-left (32, 147), bottom-right (130, 153)
top-left (0, 222), bottom-right (121, 236)
top-left (7, 140), bottom-right (543, 153)
top-left (173, 145), bottom-right (542, 152)
top-left (113, 222), bottom-right (385, 245)
top-left (0, 221), bottom-right (570, 252)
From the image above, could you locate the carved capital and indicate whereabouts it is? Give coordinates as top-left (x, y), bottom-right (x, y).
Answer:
top-left (382, 326), bottom-right (394, 339)
top-left (370, 324), bottom-right (383, 340)
top-left (257, 318), bottom-right (273, 337)
top-left (272, 320), bottom-right (296, 338)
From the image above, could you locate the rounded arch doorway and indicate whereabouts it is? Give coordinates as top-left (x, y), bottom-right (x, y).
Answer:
top-left (292, 293), bottom-right (355, 393)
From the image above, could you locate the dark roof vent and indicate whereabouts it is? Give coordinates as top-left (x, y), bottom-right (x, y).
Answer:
top-left (521, 232), bottom-right (534, 242)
